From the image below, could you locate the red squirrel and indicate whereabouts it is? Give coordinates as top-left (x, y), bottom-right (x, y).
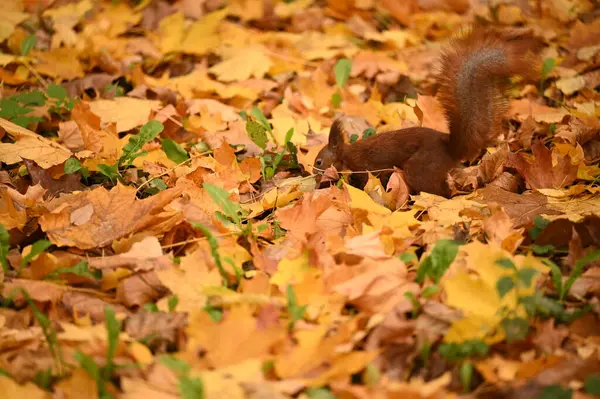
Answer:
top-left (314, 28), bottom-right (541, 197)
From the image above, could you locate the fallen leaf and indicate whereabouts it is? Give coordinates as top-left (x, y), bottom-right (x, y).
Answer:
top-left (0, 117), bottom-right (71, 168)
top-left (39, 184), bottom-right (182, 249)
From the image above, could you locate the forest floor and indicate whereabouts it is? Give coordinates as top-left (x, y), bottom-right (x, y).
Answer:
top-left (0, 0), bottom-right (600, 398)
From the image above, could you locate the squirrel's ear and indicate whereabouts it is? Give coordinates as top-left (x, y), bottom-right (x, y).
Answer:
top-left (328, 119), bottom-right (346, 155)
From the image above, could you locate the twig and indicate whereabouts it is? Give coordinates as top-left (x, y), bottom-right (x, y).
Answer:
top-left (21, 60), bottom-right (48, 89)
top-left (161, 232), bottom-right (237, 249)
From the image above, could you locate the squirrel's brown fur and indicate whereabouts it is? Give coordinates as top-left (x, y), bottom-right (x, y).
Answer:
top-left (314, 27), bottom-right (542, 197)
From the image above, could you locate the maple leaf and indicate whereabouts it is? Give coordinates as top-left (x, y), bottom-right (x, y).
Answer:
top-left (209, 47), bottom-right (274, 82)
top-left (0, 10), bottom-right (29, 42)
top-left (0, 117), bottom-right (71, 168)
top-left (509, 141), bottom-right (579, 189)
top-left (186, 305), bottom-right (286, 368)
top-left (88, 98), bottom-right (162, 133)
top-left (33, 48), bottom-right (85, 80)
top-left (39, 184), bottom-right (183, 249)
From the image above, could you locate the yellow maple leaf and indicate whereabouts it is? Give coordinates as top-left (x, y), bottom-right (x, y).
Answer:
top-left (156, 248), bottom-right (224, 313)
top-left (269, 101), bottom-right (322, 145)
top-left (158, 11), bottom-right (185, 54)
top-left (441, 241), bottom-right (549, 343)
top-left (186, 305), bottom-right (286, 368)
top-left (0, 117), bottom-right (71, 168)
top-left (270, 251), bottom-right (312, 290)
top-left (95, 2), bottom-right (142, 38)
top-left (33, 48), bottom-right (84, 80)
top-left (43, 0), bottom-right (93, 48)
top-left (0, 10), bottom-right (29, 42)
top-left (344, 182), bottom-right (391, 215)
top-left (228, 0), bottom-right (264, 22)
top-left (209, 47), bottom-right (273, 82)
top-left (179, 8), bottom-right (229, 55)
top-left (88, 98), bottom-right (162, 133)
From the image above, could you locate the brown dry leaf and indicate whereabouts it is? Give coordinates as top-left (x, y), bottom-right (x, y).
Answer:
top-left (3, 279), bottom-right (66, 305)
top-left (471, 185), bottom-right (562, 227)
top-left (0, 117), bottom-right (72, 169)
top-left (276, 192), bottom-right (333, 242)
top-left (88, 236), bottom-right (171, 271)
top-left (61, 291), bottom-right (130, 323)
top-left (23, 159), bottom-right (84, 199)
top-left (125, 310), bottom-right (187, 351)
top-left (533, 319), bottom-right (569, 354)
top-left (508, 141), bottom-right (579, 189)
top-left (330, 257), bottom-right (420, 315)
top-left (483, 203), bottom-right (525, 254)
top-left (39, 184), bottom-right (182, 249)
top-left (71, 101), bottom-right (122, 158)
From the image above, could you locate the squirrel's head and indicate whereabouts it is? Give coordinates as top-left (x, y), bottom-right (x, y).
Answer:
top-left (314, 118), bottom-right (345, 174)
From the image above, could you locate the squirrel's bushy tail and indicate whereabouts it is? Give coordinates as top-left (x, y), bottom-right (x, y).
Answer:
top-left (437, 27), bottom-right (542, 161)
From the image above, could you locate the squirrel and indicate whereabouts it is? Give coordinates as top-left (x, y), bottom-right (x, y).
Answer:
top-left (314, 27), bottom-right (542, 197)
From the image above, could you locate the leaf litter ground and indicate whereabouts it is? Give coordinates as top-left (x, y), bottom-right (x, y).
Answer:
top-left (0, 1), bottom-right (600, 399)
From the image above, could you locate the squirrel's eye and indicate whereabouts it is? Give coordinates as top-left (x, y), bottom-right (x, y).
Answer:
top-left (316, 159), bottom-right (323, 166)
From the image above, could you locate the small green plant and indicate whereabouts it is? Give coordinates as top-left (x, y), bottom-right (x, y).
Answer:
top-left (529, 216), bottom-right (550, 241)
top-left (158, 355), bottom-right (205, 399)
top-left (494, 257), bottom-right (540, 342)
top-left (439, 340), bottom-right (489, 362)
top-left (404, 291), bottom-right (420, 318)
top-left (104, 83), bottom-right (125, 97)
top-left (306, 387), bottom-right (337, 399)
top-left (245, 106), bottom-right (274, 147)
top-left (416, 239), bottom-right (461, 283)
top-left (332, 58), bottom-right (352, 108)
top-left (0, 224), bottom-right (10, 273)
top-left (20, 35), bottom-right (37, 56)
top-left (536, 385), bottom-right (572, 399)
top-left (0, 90), bottom-right (46, 127)
top-left (191, 222), bottom-right (231, 287)
top-left (165, 296), bottom-right (178, 312)
top-left (161, 138), bottom-right (189, 164)
top-left (260, 127), bottom-right (297, 179)
top-left (542, 250), bottom-right (600, 301)
top-left (201, 182), bottom-right (252, 236)
top-left (75, 306), bottom-right (121, 398)
top-left (459, 361), bottom-right (474, 393)
top-left (98, 120), bottom-right (165, 184)
top-left (362, 127), bottom-right (376, 139)
top-left (540, 57), bottom-right (556, 93)
top-left (18, 239), bottom-right (52, 274)
top-left (203, 304), bottom-right (223, 322)
top-left (120, 120), bottom-right (164, 168)
top-left (142, 178), bottom-right (168, 196)
top-left (19, 289), bottom-right (65, 375)
top-left (64, 158), bottom-right (90, 182)
top-left (286, 285), bottom-right (307, 328)
top-left (42, 260), bottom-right (101, 281)
top-left (46, 83), bottom-right (76, 116)
top-left (584, 374), bottom-right (600, 396)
